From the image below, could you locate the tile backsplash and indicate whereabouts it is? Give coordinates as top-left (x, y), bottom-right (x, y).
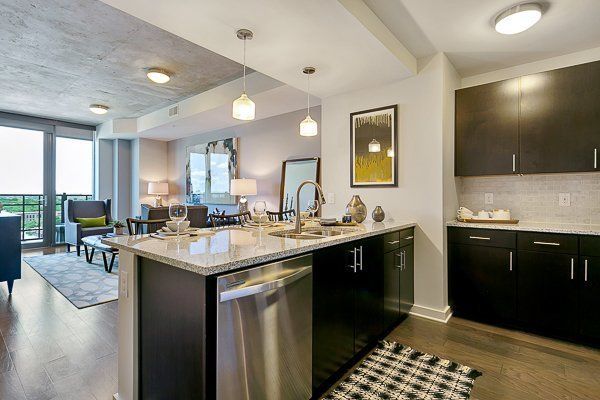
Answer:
top-left (459, 173), bottom-right (600, 224)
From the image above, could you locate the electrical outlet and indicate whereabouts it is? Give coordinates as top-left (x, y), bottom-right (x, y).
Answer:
top-left (120, 270), bottom-right (128, 298)
top-left (484, 193), bottom-right (494, 205)
top-left (559, 193), bottom-right (571, 207)
top-left (327, 193), bottom-right (335, 204)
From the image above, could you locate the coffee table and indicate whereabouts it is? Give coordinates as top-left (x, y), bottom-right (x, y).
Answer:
top-left (81, 234), bottom-right (120, 273)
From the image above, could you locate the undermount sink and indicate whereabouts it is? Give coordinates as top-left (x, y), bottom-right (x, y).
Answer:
top-left (269, 227), bottom-right (356, 240)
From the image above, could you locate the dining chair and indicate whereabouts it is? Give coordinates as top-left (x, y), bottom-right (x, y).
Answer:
top-left (209, 212), bottom-right (251, 227)
top-left (126, 218), bottom-right (170, 235)
top-left (267, 209), bottom-right (296, 222)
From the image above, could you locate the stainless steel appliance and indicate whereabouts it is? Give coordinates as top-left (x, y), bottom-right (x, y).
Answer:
top-left (216, 254), bottom-right (313, 400)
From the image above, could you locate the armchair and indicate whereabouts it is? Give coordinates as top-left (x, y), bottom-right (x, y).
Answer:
top-left (65, 199), bottom-right (113, 256)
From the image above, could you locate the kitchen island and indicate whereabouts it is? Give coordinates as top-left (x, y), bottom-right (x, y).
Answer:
top-left (104, 220), bottom-right (416, 400)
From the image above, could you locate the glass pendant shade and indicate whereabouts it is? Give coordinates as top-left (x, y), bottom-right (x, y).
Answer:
top-left (232, 93), bottom-right (255, 120)
top-left (386, 147), bottom-right (394, 157)
top-left (368, 139), bottom-right (381, 153)
top-left (300, 115), bottom-right (318, 137)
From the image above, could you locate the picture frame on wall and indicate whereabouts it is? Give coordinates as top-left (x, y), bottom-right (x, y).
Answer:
top-left (350, 104), bottom-right (398, 187)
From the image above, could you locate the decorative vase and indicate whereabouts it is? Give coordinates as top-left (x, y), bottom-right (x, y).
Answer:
top-left (372, 206), bottom-right (385, 222)
top-left (114, 227), bottom-right (124, 235)
top-left (346, 195), bottom-right (367, 223)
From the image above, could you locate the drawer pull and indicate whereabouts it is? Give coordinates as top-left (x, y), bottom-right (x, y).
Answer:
top-left (509, 251), bottom-right (513, 272)
top-left (469, 236), bottom-right (491, 240)
top-left (387, 240), bottom-right (400, 245)
top-left (571, 258), bottom-right (574, 280)
top-left (404, 236), bottom-right (414, 240)
top-left (585, 259), bottom-right (588, 282)
top-left (533, 241), bottom-right (560, 246)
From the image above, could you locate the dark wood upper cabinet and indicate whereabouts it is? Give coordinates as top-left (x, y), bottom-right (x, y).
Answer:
top-left (455, 78), bottom-right (520, 176)
top-left (520, 61), bottom-right (600, 173)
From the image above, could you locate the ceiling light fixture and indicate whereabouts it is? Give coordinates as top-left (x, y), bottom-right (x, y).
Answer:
top-left (300, 67), bottom-right (318, 137)
top-left (368, 139), bottom-right (381, 153)
top-left (495, 3), bottom-right (542, 35)
top-left (146, 68), bottom-right (171, 84)
top-left (232, 29), bottom-right (255, 121)
top-left (89, 104), bottom-right (109, 115)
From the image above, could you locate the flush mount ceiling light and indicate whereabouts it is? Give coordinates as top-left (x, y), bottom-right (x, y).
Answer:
top-left (146, 68), bottom-right (171, 84)
top-left (89, 104), bottom-right (109, 115)
top-left (300, 67), bottom-right (318, 137)
top-left (495, 3), bottom-right (542, 35)
top-left (368, 139), bottom-right (381, 153)
top-left (232, 29), bottom-right (255, 121)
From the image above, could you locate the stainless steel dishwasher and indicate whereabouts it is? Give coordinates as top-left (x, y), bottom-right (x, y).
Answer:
top-left (216, 254), bottom-right (313, 400)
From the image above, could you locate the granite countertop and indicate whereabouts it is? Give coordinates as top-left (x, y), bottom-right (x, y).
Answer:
top-left (102, 220), bottom-right (417, 276)
top-left (447, 220), bottom-right (600, 236)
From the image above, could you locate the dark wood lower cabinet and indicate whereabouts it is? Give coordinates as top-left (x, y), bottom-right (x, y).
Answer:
top-left (400, 243), bottom-right (414, 315)
top-left (450, 244), bottom-right (516, 322)
top-left (580, 256), bottom-right (600, 340)
top-left (383, 251), bottom-right (401, 331)
top-left (517, 250), bottom-right (578, 337)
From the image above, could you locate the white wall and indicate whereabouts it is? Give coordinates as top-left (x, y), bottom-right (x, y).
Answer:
top-left (321, 53), bottom-right (457, 320)
top-left (95, 138), bottom-right (114, 203)
top-left (130, 138), bottom-right (169, 216)
top-left (113, 139), bottom-right (131, 220)
top-left (167, 107), bottom-right (321, 213)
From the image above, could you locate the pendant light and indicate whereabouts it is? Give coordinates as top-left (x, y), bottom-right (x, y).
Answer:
top-left (232, 29), bottom-right (255, 120)
top-left (368, 139), bottom-right (381, 153)
top-left (299, 67), bottom-right (318, 137)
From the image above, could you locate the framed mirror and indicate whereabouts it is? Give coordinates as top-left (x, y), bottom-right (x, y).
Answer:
top-left (279, 157), bottom-right (320, 212)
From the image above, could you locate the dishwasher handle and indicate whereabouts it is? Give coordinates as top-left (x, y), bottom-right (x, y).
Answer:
top-left (219, 265), bottom-right (312, 302)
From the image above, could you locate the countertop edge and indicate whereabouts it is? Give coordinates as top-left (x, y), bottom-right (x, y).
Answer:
top-left (446, 220), bottom-right (600, 236)
top-left (103, 222), bottom-right (417, 276)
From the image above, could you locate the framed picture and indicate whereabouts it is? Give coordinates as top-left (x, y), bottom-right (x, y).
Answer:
top-left (186, 138), bottom-right (238, 205)
top-left (350, 105), bottom-right (398, 187)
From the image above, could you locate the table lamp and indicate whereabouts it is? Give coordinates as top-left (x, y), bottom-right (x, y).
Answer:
top-left (230, 178), bottom-right (257, 212)
top-left (148, 182), bottom-right (169, 207)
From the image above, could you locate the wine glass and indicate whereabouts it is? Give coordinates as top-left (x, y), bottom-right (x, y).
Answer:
top-left (307, 199), bottom-right (319, 220)
top-left (253, 201), bottom-right (267, 230)
top-left (169, 202), bottom-right (188, 241)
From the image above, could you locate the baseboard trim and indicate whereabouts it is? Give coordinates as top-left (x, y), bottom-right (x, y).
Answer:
top-left (409, 304), bottom-right (453, 323)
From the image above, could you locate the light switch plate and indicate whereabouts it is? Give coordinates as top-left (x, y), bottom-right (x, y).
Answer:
top-left (120, 270), bottom-right (128, 298)
top-left (559, 193), bottom-right (571, 207)
top-left (327, 193), bottom-right (335, 204)
top-left (484, 193), bottom-right (494, 205)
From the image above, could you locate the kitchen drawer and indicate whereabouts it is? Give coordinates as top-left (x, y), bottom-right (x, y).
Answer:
top-left (399, 228), bottom-right (414, 247)
top-left (383, 231), bottom-right (400, 253)
top-left (580, 235), bottom-right (600, 257)
top-left (448, 227), bottom-right (516, 248)
top-left (517, 232), bottom-right (578, 254)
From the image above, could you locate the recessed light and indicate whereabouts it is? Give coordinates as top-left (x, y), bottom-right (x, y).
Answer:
top-left (146, 68), bottom-right (171, 84)
top-left (495, 3), bottom-right (542, 35)
top-left (89, 104), bottom-right (109, 115)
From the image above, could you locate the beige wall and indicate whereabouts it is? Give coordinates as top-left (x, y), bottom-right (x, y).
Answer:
top-left (167, 107), bottom-right (321, 212)
top-left (321, 53), bottom-right (459, 320)
top-left (131, 138), bottom-right (169, 216)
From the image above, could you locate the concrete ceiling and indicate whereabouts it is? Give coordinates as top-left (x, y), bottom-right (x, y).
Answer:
top-left (0, 0), bottom-right (248, 125)
top-left (364, 0), bottom-right (600, 77)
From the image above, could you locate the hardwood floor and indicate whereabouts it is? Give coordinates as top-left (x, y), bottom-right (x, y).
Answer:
top-left (1, 247), bottom-right (117, 400)
top-left (2, 247), bottom-right (599, 399)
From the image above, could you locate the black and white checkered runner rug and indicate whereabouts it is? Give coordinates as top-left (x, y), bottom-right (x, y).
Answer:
top-left (324, 341), bottom-right (482, 400)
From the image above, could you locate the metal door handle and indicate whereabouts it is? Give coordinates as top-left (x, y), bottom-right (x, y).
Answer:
top-left (395, 253), bottom-right (403, 269)
top-left (595, 148), bottom-right (598, 169)
top-left (512, 154), bottom-right (516, 172)
top-left (220, 265), bottom-right (312, 302)
top-left (388, 240), bottom-right (400, 245)
top-left (533, 241), bottom-right (560, 246)
top-left (358, 246), bottom-right (363, 271)
top-left (509, 251), bottom-right (513, 271)
top-left (404, 236), bottom-right (414, 240)
top-left (585, 259), bottom-right (588, 282)
top-left (469, 236), bottom-right (491, 240)
top-left (571, 258), bottom-right (574, 280)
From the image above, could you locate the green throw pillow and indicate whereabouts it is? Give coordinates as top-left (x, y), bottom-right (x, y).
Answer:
top-left (75, 215), bottom-right (107, 228)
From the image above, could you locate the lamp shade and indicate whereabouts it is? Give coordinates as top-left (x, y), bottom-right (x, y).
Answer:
top-left (299, 115), bottom-right (318, 136)
top-left (148, 182), bottom-right (169, 195)
top-left (232, 93), bottom-right (255, 120)
top-left (230, 178), bottom-right (257, 196)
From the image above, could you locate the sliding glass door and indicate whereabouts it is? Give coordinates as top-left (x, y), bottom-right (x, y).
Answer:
top-left (0, 121), bottom-right (94, 247)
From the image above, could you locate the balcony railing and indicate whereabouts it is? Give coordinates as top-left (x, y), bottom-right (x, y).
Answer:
top-left (0, 193), bottom-right (92, 242)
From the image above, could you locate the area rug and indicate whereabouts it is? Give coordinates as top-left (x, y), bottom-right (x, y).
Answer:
top-left (24, 253), bottom-right (118, 309)
top-left (324, 341), bottom-right (482, 400)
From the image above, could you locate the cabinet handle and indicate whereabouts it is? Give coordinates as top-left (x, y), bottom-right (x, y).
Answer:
top-left (571, 258), bottom-right (574, 280)
top-left (512, 154), bottom-right (516, 172)
top-left (595, 148), bottom-right (598, 169)
top-left (585, 259), bottom-right (588, 282)
top-left (533, 241), bottom-right (560, 246)
top-left (469, 236), bottom-right (491, 240)
top-left (356, 246), bottom-right (363, 271)
top-left (395, 253), bottom-right (402, 269)
top-left (404, 236), bottom-right (414, 240)
top-left (387, 240), bottom-right (400, 245)
top-left (509, 251), bottom-right (513, 272)
top-left (347, 249), bottom-right (357, 273)
top-left (401, 250), bottom-right (405, 270)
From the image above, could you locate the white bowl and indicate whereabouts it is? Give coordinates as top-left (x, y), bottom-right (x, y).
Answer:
top-left (166, 220), bottom-right (190, 232)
